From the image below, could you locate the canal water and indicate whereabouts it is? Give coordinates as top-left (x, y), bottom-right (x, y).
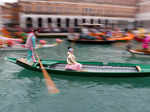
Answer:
top-left (0, 39), bottom-right (150, 112)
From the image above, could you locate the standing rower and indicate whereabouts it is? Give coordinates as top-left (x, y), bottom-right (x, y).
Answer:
top-left (25, 29), bottom-right (36, 63)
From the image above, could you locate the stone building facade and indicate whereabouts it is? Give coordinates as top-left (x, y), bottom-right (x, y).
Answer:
top-left (18, 0), bottom-right (138, 29)
top-left (3, 0), bottom-right (150, 29)
top-left (0, 3), bottom-right (19, 26)
top-left (136, 0), bottom-right (150, 28)
top-left (0, 6), bottom-right (3, 30)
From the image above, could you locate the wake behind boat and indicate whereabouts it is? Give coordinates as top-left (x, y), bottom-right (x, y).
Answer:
top-left (6, 57), bottom-right (150, 77)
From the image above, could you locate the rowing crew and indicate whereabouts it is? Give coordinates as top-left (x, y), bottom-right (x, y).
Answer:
top-left (23, 29), bottom-right (81, 71)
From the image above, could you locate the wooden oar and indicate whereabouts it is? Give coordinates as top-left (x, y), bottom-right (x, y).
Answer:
top-left (37, 39), bottom-right (64, 49)
top-left (35, 50), bottom-right (59, 94)
top-left (38, 43), bottom-right (58, 48)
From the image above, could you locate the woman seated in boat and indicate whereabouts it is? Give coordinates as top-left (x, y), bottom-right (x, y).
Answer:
top-left (65, 47), bottom-right (82, 71)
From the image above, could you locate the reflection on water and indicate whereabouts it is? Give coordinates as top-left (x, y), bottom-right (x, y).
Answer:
top-left (17, 69), bottom-right (150, 89)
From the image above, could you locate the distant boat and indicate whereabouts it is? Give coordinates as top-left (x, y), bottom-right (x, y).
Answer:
top-left (128, 49), bottom-right (150, 55)
top-left (68, 39), bottom-right (116, 44)
top-left (36, 32), bottom-right (68, 38)
top-left (67, 34), bottom-right (134, 44)
top-left (134, 37), bottom-right (144, 42)
top-left (0, 43), bottom-right (58, 51)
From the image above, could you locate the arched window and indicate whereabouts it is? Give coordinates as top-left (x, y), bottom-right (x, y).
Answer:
top-left (48, 18), bottom-right (52, 27)
top-left (98, 19), bottom-right (101, 24)
top-left (90, 19), bottom-right (94, 24)
top-left (105, 20), bottom-right (108, 26)
top-left (26, 17), bottom-right (32, 28)
top-left (133, 21), bottom-right (137, 29)
top-left (66, 18), bottom-right (70, 27)
top-left (57, 18), bottom-right (61, 27)
top-left (48, 18), bottom-right (52, 24)
top-left (38, 18), bottom-right (43, 28)
top-left (82, 19), bottom-right (86, 23)
top-left (74, 19), bottom-right (78, 27)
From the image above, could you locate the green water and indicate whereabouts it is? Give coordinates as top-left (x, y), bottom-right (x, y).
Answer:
top-left (1, 39), bottom-right (150, 112)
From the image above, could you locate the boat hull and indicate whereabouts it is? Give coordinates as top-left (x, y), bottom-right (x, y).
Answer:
top-left (68, 35), bottom-right (133, 44)
top-left (134, 37), bottom-right (144, 42)
top-left (6, 57), bottom-right (150, 77)
top-left (128, 49), bottom-right (150, 55)
top-left (68, 39), bottom-right (116, 44)
top-left (36, 32), bottom-right (68, 38)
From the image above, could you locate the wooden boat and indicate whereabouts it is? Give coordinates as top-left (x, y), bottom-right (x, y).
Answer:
top-left (128, 49), bottom-right (150, 55)
top-left (134, 37), bottom-right (144, 42)
top-left (108, 34), bottom-right (135, 42)
top-left (68, 34), bottom-right (134, 44)
top-left (68, 39), bottom-right (116, 44)
top-left (6, 57), bottom-right (150, 77)
top-left (36, 32), bottom-right (68, 38)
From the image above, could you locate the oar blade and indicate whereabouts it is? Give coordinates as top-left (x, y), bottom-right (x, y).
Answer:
top-left (48, 86), bottom-right (60, 94)
top-left (42, 69), bottom-right (59, 94)
top-left (35, 51), bottom-right (59, 94)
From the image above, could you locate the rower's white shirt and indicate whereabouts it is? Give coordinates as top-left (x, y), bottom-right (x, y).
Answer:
top-left (67, 52), bottom-right (77, 65)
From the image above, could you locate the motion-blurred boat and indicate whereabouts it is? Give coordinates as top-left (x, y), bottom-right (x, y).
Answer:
top-left (6, 57), bottom-right (150, 77)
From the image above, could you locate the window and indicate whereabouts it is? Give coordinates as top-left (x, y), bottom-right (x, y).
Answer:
top-left (82, 19), bottom-right (86, 23)
top-left (24, 5), bottom-right (32, 12)
top-left (36, 6), bottom-right (42, 13)
top-left (57, 18), bottom-right (61, 27)
top-left (74, 19), bottom-right (78, 27)
top-left (98, 19), bottom-right (101, 24)
top-left (26, 17), bottom-right (32, 28)
top-left (90, 19), bottom-right (94, 24)
top-left (48, 7), bottom-right (53, 13)
top-left (38, 18), bottom-right (43, 28)
top-left (66, 18), bottom-right (70, 27)
top-left (48, 18), bottom-right (52, 27)
top-left (48, 18), bottom-right (52, 24)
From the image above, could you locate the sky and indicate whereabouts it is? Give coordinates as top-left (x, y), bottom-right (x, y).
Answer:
top-left (0, 0), bottom-right (18, 5)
